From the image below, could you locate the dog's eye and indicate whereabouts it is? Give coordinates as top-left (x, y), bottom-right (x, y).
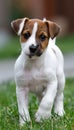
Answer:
top-left (39, 34), bottom-right (47, 41)
top-left (23, 32), bottom-right (31, 39)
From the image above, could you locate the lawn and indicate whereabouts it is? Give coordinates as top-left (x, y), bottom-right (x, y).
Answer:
top-left (0, 34), bottom-right (74, 59)
top-left (0, 78), bottom-right (74, 130)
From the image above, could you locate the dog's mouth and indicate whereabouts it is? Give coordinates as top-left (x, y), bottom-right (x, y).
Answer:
top-left (27, 48), bottom-right (43, 58)
top-left (29, 51), bottom-right (42, 58)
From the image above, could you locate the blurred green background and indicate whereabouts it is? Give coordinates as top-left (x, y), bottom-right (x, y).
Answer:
top-left (0, 0), bottom-right (74, 59)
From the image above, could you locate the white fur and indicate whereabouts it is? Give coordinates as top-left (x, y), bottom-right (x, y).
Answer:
top-left (43, 18), bottom-right (47, 22)
top-left (18, 18), bottom-right (26, 35)
top-left (15, 23), bottom-right (65, 125)
top-left (21, 22), bottom-right (38, 57)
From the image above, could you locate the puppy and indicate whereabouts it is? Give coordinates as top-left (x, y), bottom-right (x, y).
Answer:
top-left (11, 18), bottom-right (65, 125)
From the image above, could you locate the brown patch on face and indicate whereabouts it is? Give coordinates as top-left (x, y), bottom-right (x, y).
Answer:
top-left (20, 19), bottom-right (50, 57)
top-left (21, 19), bottom-right (49, 50)
top-left (35, 19), bottom-right (49, 52)
top-left (20, 20), bottom-right (35, 43)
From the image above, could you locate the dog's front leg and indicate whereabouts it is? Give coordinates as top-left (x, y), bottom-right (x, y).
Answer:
top-left (16, 86), bottom-right (30, 126)
top-left (35, 78), bottom-right (57, 122)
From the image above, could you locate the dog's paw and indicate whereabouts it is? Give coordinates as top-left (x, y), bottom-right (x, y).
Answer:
top-left (54, 108), bottom-right (65, 116)
top-left (20, 119), bottom-right (25, 126)
top-left (19, 115), bottom-right (31, 126)
top-left (35, 109), bottom-right (51, 122)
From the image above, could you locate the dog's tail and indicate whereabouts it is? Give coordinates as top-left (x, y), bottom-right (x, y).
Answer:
top-left (49, 37), bottom-right (56, 45)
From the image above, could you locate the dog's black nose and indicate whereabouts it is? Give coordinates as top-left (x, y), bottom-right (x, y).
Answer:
top-left (29, 44), bottom-right (39, 53)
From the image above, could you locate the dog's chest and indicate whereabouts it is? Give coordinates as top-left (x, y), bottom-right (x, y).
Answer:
top-left (27, 69), bottom-right (46, 91)
top-left (17, 65), bottom-right (48, 93)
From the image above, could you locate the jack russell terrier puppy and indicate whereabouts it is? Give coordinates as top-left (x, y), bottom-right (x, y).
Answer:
top-left (11, 18), bottom-right (65, 125)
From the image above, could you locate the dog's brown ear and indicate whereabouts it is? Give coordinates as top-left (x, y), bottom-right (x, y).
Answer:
top-left (11, 17), bottom-right (29, 35)
top-left (46, 21), bottom-right (60, 39)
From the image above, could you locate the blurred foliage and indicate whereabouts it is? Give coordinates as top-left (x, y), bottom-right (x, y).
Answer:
top-left (11, 6), bottom-right (30, 21)
top-left (57, 34), bottom-right (74, 54)
top-left (0, 37), bottom-right (20, 59)
top-left (11, 7), bottom-right (24, 20)
top-left (0, 34), bottom-right (74, 59)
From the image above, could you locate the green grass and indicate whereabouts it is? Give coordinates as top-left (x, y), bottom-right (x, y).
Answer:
top-left (0, 34), bottom-right (74, 59)
top-left (0, 79), bottom-right (74, 130)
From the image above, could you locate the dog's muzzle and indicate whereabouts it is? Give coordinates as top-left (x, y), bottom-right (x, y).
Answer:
top-left (29, 44), bottom-right (39, 53)
top-left (29, 44), bottom-right (42, 58)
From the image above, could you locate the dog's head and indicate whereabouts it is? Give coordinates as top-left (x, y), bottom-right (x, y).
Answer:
top-left (11, 18), bottom-right (60, 58)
